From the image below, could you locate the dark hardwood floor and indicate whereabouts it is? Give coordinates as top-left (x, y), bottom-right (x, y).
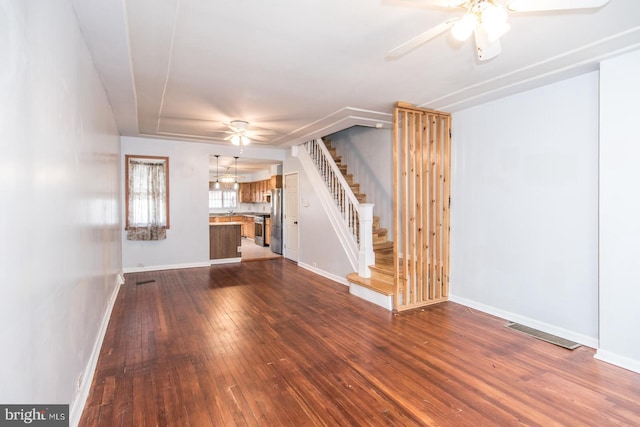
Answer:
top-left (80, 259), bottom-right (640, 426)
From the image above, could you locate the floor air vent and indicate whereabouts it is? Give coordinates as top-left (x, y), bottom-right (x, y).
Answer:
top-left (505, 322), bottom-right (581, 350)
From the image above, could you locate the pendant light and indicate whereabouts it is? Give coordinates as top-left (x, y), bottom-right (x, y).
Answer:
top-left (233, 156), bottom-right (239, 190)
top-left (214, 155), bottom-right (221, 189)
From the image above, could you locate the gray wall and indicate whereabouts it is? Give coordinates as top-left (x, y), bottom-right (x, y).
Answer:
top-left (450, 72), bottom-right (600, 347)
top-left (0, 0), bottom-right (122, 421)
top-left (597, 48), bottom-right (640, 373)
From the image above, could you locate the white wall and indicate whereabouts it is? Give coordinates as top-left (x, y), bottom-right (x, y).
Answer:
top-left (284, 152), bottom-right (354, 283)
top-left (597, 49), bottom-right (640, 373)
top-left (450, 72), bottom-right (600, 346)
top-left (0, 0), bottom-right (122, 422)
top-left (328, 127), bottom-right (394, 239)
top-left (122, 136), bottom-right (285, 271)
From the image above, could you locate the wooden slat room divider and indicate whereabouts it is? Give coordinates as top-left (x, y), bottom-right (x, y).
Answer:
top-left (393, 102), bottom-right (451, 311)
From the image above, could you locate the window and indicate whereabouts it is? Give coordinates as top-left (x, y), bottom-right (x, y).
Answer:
top-left (209, 188), bottom-right (237, 209)
top-left (125, 155), bottom-right (169, 240)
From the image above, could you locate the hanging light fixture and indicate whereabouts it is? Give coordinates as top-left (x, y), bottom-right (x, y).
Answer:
top-left (213, 155), bottom-right (221, 189)
top-left (233, 156), bottom-right (239, 190)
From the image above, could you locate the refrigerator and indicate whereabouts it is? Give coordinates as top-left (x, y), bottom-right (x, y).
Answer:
top-left (270, 188), bottom-right (283, 254)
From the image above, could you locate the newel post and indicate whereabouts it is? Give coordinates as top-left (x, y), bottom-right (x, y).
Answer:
top-left (358, 203), bottom-right (375, 278)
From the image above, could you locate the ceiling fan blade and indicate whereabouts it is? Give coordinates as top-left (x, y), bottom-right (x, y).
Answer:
top-left (474, 27), bottom-right (501, 61)
top-left (387, 18), bottom-right (459, 59)
top-left (506, 0), bottom-right (609, 12)
top-left (248, 134), bottom-right (269, 142)
top-left (246, 131), bottom-right (276, 138)
top-left (388, 0), bottom-right (468, 9)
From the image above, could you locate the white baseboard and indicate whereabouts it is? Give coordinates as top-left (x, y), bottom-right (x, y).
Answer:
top-left (123, 261), bottom-right (211, 273)
top-left (298, 262), bottom-right (349, 286)
top-left (69, 275), bottom-right (121, 427)
top-left (594, 349), bottom-right (640, 374)
top-left (449, 294), bottom-right (599, 349)
top-left (210, 257), bottom-right (242, 265)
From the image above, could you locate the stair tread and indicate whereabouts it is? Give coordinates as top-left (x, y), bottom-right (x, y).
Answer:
top-left (347, 271), bottom-right (394, 296)
top-left (374, 241), bottom-right (394, 250)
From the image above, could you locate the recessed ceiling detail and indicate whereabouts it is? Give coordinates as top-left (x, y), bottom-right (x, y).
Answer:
top-left (71, 0), bottom-right (640, 147)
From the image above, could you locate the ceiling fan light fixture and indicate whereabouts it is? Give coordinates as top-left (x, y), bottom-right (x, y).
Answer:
top-left (230, 120), bottom-right (249, 130)
top-left (451, 13), bottom-right (476, 41)
top-left (231, 134), bottom-right (251, 146)
top-left (481, 3), bottom-right (510, 42)
top-left (481, 3), bottom-right (508, 26)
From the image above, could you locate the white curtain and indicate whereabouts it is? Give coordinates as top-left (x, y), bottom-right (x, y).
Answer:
top-left (126, 159), bottom-right (167, 240)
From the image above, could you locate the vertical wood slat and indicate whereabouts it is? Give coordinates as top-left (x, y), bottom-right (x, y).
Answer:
top-left (409, 112), bottom-right (417, 306)
top-left (392, 111), bottom-right (400, 310)
top-left (442, 115), bottom-right (452, 297)
top-left (393, 103), bottom-right (451, 312)
top-left (434, 115), bottom-right (443, 300)
top-left (428, 115), bottom-right (436, 301)
top-left (417, 114), bottom-right (426, 303)
top-left (401, 111), bottom-right (410, 306)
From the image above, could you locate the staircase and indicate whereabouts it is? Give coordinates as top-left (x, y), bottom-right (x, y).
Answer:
top-left (322, 139), bottom-right (397, 310)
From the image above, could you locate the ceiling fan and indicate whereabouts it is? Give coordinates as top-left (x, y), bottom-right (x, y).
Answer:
top-left (387, 0), bottom-right (610, 61)
top-left (222, 120), bottom-right (275, 152)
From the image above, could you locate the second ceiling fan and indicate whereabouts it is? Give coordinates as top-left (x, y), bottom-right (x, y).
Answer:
top-left (387, 0), bottom-right (610, 61)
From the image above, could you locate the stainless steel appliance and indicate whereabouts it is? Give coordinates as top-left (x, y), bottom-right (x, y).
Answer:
top-left (270, 189), bottom-right (283, 254)
top-left (254, 215), bottom-right (266, 246)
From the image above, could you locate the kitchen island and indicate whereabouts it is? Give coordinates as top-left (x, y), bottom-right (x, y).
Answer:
top-left (209, 222), bottom-right (242, 264)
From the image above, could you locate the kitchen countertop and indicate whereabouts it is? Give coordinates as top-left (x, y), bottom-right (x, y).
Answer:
top-left (209, 222), bottom-right (243, 226)
top-left (209, 212), bottom-right (270, 218)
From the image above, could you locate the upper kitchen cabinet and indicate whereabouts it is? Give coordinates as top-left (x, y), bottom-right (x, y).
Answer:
top-left (239, 177), bottom-right (280, 203)
top-left (270, 174), bottom-right (282, 189)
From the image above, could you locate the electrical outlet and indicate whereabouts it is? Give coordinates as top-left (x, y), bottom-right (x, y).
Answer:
top-left (237, 246), bottom-right (242, 252)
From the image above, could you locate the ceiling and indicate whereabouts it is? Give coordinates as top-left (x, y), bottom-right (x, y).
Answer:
top-left (72, 0), bottom-right (640, 154)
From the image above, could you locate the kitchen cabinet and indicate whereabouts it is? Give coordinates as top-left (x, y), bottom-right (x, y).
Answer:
top-left (209, 223), bottom-right (241, 260)
top-left (270, 175), bottom-right (282, 189)
top-left (239, 183), bottom-right (249, 203)
top-left (243, 216), bottom-right (255, 238)
top-left (238, 179), bottom-right (272, 203)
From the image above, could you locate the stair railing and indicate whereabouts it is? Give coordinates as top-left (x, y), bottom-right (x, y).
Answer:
top-left (301, 139), bottom-right (374, 277)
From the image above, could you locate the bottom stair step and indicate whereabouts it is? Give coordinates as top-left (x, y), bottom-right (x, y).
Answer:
top-left (346, 271), bottom-right (394, 296)
top-left (347, 271), bottom-right (395, 311)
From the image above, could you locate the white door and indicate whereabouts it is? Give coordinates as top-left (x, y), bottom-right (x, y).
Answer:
top-left (284, 173), bottom-right (299, 262)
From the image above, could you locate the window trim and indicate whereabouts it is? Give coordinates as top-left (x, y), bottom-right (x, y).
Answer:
top-left (125, 155), bottom-right (170, 229)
